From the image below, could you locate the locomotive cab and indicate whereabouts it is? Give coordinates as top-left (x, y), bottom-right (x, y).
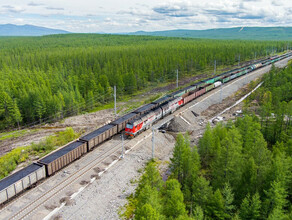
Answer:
top-left (125, 123), bottom-right (135, 137)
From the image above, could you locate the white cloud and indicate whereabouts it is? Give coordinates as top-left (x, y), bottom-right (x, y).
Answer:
top-left (0, 0), bottom-right (291, 32)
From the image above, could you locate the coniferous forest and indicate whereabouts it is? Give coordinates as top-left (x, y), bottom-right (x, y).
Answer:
top-left (0, 34), bottom-right (289, 130)
top-left (125, 64), bottom-right (292, 219)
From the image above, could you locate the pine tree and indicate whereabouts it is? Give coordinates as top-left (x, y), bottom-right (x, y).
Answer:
top-left (206, 189), bottom-right (225, 220)
top-left (198, 123), bottom-right (215, 168)
top-left (0, 91), bottom-right (21, 128)
top-left (11, 99), bottom-right (22, 128)
top-left (239, 193), bottom-right (261, 220)
top-left (192, 176), bottom-right (212, 213)
top-left (123, 71), bottom-right (137, 94)
top-left (264, 181), bottom-right (288, 218)
top-left (163, 179), bottom-right (187, 219)
top-left (135, 203), bottom-right (161, 220)
top-left (170, 133), bottom-right (186, 184)
top-left (135, 184), bottom-right (163, 218)
top-left (193, 206), bottom-right (204, 220)
top-left (222, 182), bottom-right (235, 219)
top-left (136, 162), bottom-right (163, 195)
top-left (211, 127), bottom-right (243, 189)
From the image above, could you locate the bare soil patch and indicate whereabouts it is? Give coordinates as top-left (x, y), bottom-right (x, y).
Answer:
top-left (201, 84), bottom-right (250, 119)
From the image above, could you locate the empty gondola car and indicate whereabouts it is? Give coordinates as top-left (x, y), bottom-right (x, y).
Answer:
top-left (0, 163), bottom-right (46, 204)
top-left (38, 140), bottom-right (87, 176)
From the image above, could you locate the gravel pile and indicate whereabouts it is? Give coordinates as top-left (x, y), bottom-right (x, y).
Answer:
top-left (167, 116), bottom-right (189, 132)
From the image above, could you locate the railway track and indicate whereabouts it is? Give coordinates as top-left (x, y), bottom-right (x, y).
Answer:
top-left (1, 137), bottom-right (131, 220)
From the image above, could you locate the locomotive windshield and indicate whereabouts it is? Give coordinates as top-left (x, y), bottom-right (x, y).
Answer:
top-left (126, 124), bottom-right (133, 129)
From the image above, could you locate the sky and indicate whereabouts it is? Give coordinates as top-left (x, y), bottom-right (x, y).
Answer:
top-left (0, 0), bottom-right (291, 33)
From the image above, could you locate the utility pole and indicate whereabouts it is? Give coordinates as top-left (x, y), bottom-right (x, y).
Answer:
top-left (254, 52), bottom-right (256, 62)
top-left (238, 55), bottom-right (240, 67)
top-left (176, 69), bottom-right (178, 88)
top-left (152, 127), bottom-right (155, 159)
top-left (220, 83), bottom-right (223, 103)
top-left (114, 85), bottom-right (117, 117)
top-left (214, 60), bottom-right (216, 75)
top-left (121, 132), bottom-right (124, 159)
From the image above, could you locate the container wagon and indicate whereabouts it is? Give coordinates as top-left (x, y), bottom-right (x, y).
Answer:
top-left (0, 163), bottom-right (45, 204)
top-left (205, 77), bottom-right (215, 84)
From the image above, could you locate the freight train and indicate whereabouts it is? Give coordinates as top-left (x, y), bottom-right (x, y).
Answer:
top-left (1, 52), bottom-right (291, 204)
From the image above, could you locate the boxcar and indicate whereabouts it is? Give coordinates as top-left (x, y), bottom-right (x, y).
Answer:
top-left (183, 90), bottom-right (197, 104)
top-left (133, 104), bottom-right (156, 116)
top-left (195, 87), bottom-right (206, 97)
top-left (0, 163), bottom-right (45, 204)
top-left (38, 140), bottom-right (87, 176)
top-left (80, 124), bottom-right (117, 151)
top-left (110, 113), bottom-right (137, 132)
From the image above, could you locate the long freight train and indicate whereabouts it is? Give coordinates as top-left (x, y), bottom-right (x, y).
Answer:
top-left (1, 52), bottom-right (291, 204)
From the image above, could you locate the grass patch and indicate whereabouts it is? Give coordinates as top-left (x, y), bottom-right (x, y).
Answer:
top-left (0, 127), bottom-right (79, 180)
top-left (89, 102), bottom-right (115, 113)
top-left (119, 194), bottom-right (137, 220)
top-left (0, 146), bottom-right (30, 179)
top-left (0, 129), bottom-right (32, 141)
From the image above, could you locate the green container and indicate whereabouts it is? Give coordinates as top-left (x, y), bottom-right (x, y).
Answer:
top-left (205, 78), bottom-right (215, 84)
top-left (213, 76), bottom-right (222, 82)
top-left (223, 77), bottom-right (230, 83)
